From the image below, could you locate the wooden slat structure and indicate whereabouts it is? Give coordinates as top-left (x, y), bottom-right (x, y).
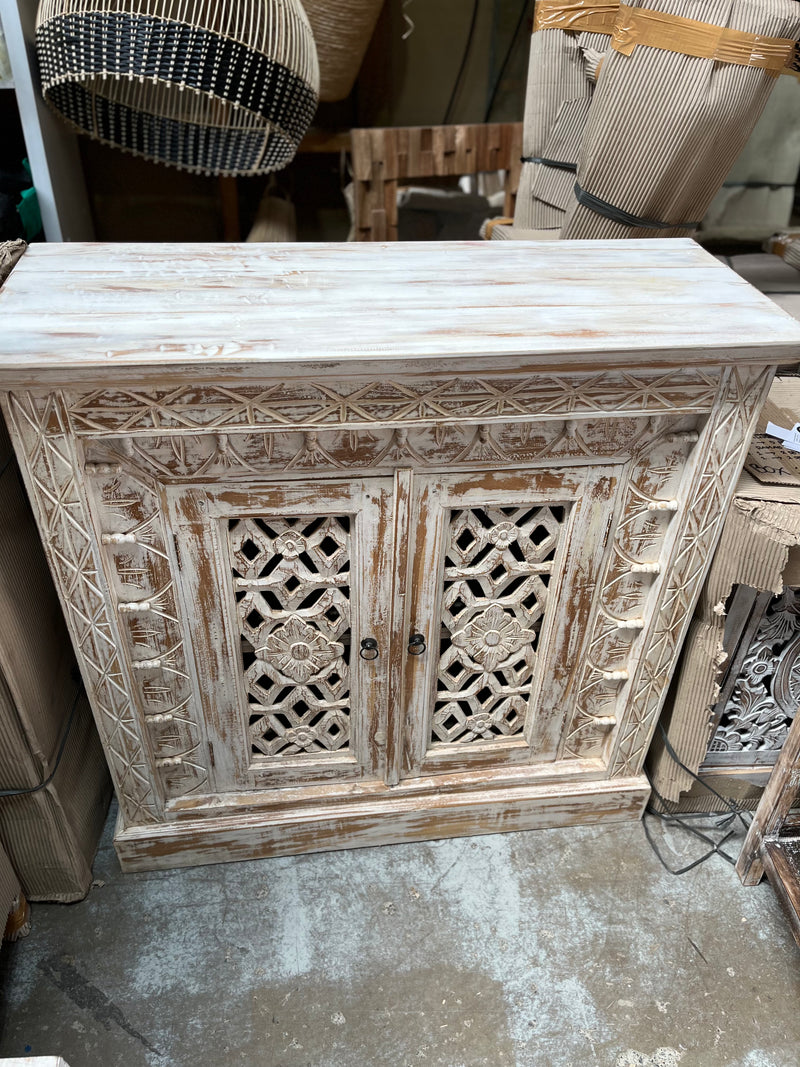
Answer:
top-left (738, 702), bottom-right (800, 947)
top-left (350, 123), bottom-right (523, 241)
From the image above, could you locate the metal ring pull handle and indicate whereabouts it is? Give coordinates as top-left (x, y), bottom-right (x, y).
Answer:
top-left (359, 637), bottom-right (379, 661)
top-left (408, 633), bottom-right (426, 656)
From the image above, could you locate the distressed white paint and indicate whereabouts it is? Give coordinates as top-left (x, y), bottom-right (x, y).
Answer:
top-left (0, 240), bottom-right (798, 383)
top-left (0, 240), bottom-right (795, 871)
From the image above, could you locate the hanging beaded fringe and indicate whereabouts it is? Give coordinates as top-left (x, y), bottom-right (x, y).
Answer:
top-left (35, 0), bottom-right (320, 176)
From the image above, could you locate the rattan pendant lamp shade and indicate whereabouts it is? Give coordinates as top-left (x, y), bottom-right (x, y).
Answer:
top-left (35, 0), bottom-right (320, 175)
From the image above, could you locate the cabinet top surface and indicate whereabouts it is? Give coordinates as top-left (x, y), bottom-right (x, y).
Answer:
top-left (1, 239), bottom-right (799, 382)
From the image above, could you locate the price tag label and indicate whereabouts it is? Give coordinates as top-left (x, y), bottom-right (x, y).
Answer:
top-left (745, 436), bottom-right (800, 485)
top-left (766, 421), bottom-right (800, 454)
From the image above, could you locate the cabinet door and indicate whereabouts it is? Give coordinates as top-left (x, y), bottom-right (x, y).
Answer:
top-left (168, 478), bottom-right (393, 793)
top-left (401, 468), bottom-right (616, 780)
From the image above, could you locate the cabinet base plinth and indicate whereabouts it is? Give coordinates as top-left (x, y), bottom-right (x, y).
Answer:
top-left (115, 775), bottom-right (650, 872)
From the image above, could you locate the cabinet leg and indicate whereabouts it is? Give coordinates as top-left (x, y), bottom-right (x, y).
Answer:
top-left (4, 893), bottom-right (31, 941)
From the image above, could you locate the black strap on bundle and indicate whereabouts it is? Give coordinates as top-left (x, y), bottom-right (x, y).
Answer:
top-left (521, 155), bottom-right (578, 172)
top-left (574, 181), bottom-right (701, 230)
top-left (723, 180), bottom-right (794, 190)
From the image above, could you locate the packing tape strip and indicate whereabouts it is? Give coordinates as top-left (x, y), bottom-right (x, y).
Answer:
top-left (611, 5), bottom-right (796, 73)
top-left (533, 0), bottom-right (619, 34)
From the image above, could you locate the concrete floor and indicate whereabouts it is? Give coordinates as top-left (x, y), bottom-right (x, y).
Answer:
top-left (0, 804), bottom-right (798, 1067)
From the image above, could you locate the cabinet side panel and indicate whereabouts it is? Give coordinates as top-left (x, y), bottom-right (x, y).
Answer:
top-left (609, 365), bottom-right (776, 778)
top-left (81, 465), bottom-right (213, 804)
top-left (1, 391), bottom-right (159, 825)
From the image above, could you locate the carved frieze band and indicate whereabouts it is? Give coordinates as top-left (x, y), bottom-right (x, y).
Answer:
top-left (608, 366), bottom-right (775, 778)
top-left (65, 368), bottom-right (721, 438)
top-left (83, 418), bottom-right (667, 480)
top-left (2, 391), bottom-right (160, 825)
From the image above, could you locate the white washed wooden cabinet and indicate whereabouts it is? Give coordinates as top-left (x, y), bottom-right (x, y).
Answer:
top-left (1, 239), bottom-right (798, 871)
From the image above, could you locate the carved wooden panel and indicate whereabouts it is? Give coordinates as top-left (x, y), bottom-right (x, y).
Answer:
top-left (166, 478), bottom-right (392, 790)
top-left (83, 465), bottom-right (211, 802)
top-left (430, 504), bottom-right (567, 746)
top-left (229, 515), bottom-right (353, 759)
top-left (80, 417), bottom-right (657, 480)
top-left (401, 468), bottom-right (617, 778)
top-left (561, 427), bottom-right (699, 762)
top-left (1, 392), bottom-right (160, 825)
top-left (708, 588), bottom-right (800, 761)
top-left (609, 366), bottom-right (774, 778)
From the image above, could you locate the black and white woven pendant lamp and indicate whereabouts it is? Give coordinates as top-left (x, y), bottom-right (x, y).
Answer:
top-left (35, 0), bottom-right (320, 176)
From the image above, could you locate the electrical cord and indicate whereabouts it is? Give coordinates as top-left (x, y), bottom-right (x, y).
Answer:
top-left (644, 775), bottom-right (745, 875)
top-left (443, 0), bottom-right (480, 125)
top-left (656, 721), bottom-right (751, 829)
top-left (484, 0), bottom-right (530, 123)
top-left (0, 684), bottom-right (83, 798)
top-left (641, 720), bottom-right (752, 875)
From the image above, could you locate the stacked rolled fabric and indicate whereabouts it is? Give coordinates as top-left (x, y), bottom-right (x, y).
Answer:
top-left (514, 0), bottom-right (619, 233)
top-left (698, 75), bottom-right (800, 243)
top-left (560, 0), bottom-right (800, 239)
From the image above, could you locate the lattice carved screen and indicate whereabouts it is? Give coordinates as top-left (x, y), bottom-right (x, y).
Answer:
top-left (709, 588), bottom-right (800, 758)
top-left (229, 515), bottom-right (352, 759)
top-left (430, 504), bottom-right (568, 746)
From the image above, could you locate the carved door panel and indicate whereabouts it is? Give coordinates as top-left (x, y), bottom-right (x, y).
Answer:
top-left (168, 478), bottom-right (393, 792)
top-left (400, 468), bottom-right (617, 780)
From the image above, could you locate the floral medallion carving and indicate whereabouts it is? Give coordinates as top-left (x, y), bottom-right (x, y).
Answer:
top-left (451, 604), bottom-right (533, 673)
top-left (257, 616), bottom-right (344, 685)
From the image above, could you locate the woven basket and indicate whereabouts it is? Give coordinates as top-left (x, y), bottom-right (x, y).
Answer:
top-left (560, 0), bottom-right (800, 240)
top-left (302, 0), bottom-right (384, 102)
top-left (35, 0), bottom-right (320, 176)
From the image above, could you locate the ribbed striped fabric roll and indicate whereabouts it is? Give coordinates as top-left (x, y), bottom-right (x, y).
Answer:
top-left (784, 242), bottom-right (800, 271)
top-left (515, 19), bottom-right (615, 231)
top-left (560, 0), bottom-right (800, 239)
